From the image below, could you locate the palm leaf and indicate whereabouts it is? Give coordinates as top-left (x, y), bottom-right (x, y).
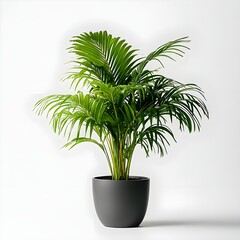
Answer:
top-left (67, 31), bottom-right (140, 87)
top-left (133, 36), bottom-right (190, 81)
top-left (63, 137), bottom-right (104, 150)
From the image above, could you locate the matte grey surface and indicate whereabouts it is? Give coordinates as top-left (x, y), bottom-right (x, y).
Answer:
top-left (92, 176), bottom-right (150, 227)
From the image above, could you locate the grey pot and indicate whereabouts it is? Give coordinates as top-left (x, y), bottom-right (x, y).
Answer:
top-left (92, 176), bottom-right (150, 228)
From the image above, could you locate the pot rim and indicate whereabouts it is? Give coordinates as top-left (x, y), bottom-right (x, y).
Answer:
top-left (93, 176), bottom-right (150, 181)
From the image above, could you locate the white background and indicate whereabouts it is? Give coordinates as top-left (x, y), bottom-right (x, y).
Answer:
top-left (0, 0), bottom-right (240, 239)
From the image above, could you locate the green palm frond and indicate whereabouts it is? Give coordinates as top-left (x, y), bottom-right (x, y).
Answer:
top-left (34, 31), bottom-right (208, 180)
top-left (138, 125), bottom-right (176, 157)
top-left (66, 31), bottom-right (140, 87)
top-left (34, 91), bottom-right (110, 140)
top-left (133, 37), bottom-right (190, 81)
top-left (63, 137), bottom-right (104, 150)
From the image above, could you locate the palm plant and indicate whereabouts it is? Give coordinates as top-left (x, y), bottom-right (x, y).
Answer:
top-left (34, 31), bottom-right (208, 180)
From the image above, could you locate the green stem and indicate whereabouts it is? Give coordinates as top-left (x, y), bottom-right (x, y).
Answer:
top-left (125, 137), bottom-right (137, 179)
top-left (118, 138), bottom-right (126, 179)
top-left (101, 140), bottom-right (113, 177)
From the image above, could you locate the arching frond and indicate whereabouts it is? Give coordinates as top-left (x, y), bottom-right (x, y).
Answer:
top-left (132, 37), bottom-right (190, 82)
top-left (34, 91), bottom-right (111, 140)
top-left (138, 125), bottom-right (176, 157)
top-left (66, 31), bottom-right (140, 87)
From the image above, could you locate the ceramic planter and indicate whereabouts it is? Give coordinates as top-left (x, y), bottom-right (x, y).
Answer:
top-left (92, 176), bottom-right (150, 228)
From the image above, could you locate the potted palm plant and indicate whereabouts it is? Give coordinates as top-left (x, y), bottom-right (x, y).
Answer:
top-left (34, 31), bottom-right (208, 228)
